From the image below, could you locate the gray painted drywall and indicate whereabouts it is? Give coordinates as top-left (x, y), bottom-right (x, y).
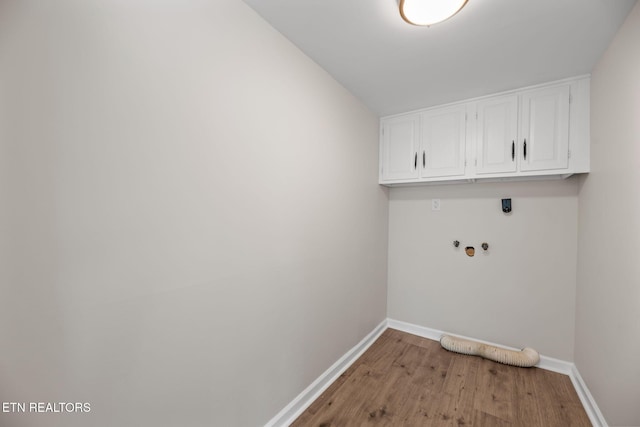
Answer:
top-left (0, 1), bottom-right (388, 426)
top-left (575, 2), bottom-right (640, 426)
top-left (387, 179), bottom-right (579, 361)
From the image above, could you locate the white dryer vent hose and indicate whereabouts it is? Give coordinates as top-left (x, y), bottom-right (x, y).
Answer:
top-left (440, 334), bottom-right (540, 368)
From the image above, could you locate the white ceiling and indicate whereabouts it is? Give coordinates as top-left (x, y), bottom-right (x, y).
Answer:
top-left (242, 0), bottom-right (637, 116)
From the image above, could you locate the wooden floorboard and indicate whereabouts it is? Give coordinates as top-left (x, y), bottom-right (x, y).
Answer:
top-left (291, 328), bottom-right (591, 427)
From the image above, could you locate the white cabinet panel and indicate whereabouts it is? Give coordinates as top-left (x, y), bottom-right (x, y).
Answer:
top-left (380, 114), bottom-right (420, 181)
top-left (476, 95), bottom-right (518, 174)
top-left (519, 85), bottom-right (570, 172)
top-left (420, 105), bottom-right (467, 178)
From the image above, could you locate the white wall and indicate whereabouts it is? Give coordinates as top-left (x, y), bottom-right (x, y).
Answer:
top-left (0, 1), bottom-right (388, 426)
top-left (575, 2), bottom-right (640, 426)
top-left (388, 179), bottom-right (579, 360)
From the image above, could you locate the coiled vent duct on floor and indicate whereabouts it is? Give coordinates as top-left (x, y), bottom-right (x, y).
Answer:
top-left (440, 334), bottom-right (540, 368)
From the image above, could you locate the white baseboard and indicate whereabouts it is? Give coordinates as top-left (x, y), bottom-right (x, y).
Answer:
top-left (264, 319), bottom-right (387, 427)
top-left (386, 318), bottom-right (574, 375)
top-left (386, 318), bottom-right (444, 341)
top-left (570, 365), bottom-right (608, 427)
top-left (265, 318), bottom-right (608, 427)
top-left (387, 318), bottom-right (607, 427)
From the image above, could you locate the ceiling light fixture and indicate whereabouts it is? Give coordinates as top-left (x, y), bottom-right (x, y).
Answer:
top-left (399, 0), bottom-right (468, 26)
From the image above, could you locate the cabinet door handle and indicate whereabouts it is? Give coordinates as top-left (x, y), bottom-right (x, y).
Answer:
top-left (423, 151), bottom-right (426, 168)
top-left (414, 152), bottom-right (417, 169)
top-left (511, 141), bottom-right (515, 161)
top-left (523, 139), bottom-right (527, 160)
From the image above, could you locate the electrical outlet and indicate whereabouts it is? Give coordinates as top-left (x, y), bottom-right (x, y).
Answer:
top-left (432, 199), bottom-right (441, 211)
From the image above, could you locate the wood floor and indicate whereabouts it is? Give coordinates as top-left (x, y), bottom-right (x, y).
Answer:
top-left (292, 329), bottom-right (591, 426)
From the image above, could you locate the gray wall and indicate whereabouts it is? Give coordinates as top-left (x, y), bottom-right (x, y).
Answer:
top-left (0, 1), bottom-right (388, 426)
top-left (575, 2), bottom-right (640, 426)
top-left (387, 180), bottom-right (579, 360)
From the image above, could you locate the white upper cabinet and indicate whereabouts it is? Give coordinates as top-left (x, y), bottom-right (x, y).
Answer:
top-left (519, 84), bottom-right (570, 172)
top-left (420, 104), bottom-right (466, 178)
top-left (475, 94), bottom-right (518, 175)
top-left (380, 106), bottom-right (466, 182)
top-left (379, 76), bottom-right (589, 186)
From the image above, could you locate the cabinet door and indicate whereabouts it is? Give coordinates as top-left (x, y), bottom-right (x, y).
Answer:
top-left (519, 85), bottom-right (570, 172)
top-left (420, 105), bottom-right (466, 178)
top-left (380, 114), bottom-right (420, 181)
top-left (476, 95), bottom-right (518, 174)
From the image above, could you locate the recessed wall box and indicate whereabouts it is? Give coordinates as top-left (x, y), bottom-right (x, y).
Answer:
top-left (502, 198), bottom-right (512, 213)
